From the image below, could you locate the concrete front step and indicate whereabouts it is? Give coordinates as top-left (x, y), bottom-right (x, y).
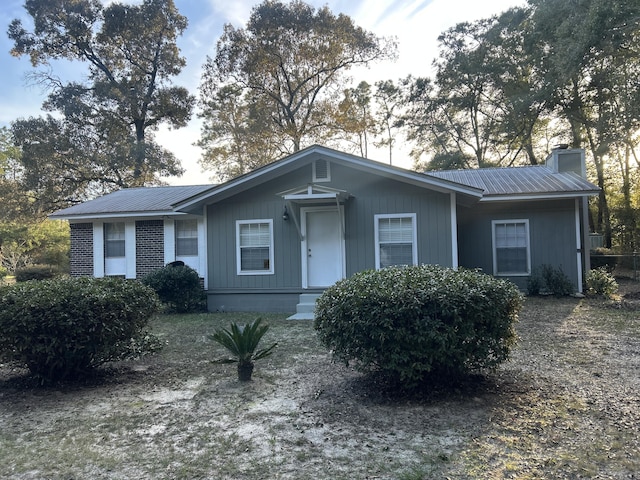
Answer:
top-left (286, 293), bottom-right (322, 320)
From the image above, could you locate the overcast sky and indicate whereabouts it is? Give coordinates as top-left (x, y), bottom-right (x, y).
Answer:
top-left (0, 0), bottom-right (525, 184)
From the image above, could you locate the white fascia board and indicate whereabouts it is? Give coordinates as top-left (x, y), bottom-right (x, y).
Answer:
top-left (479, 192), bottom-right (599, 202)
top-left (51, 211), bottom-right (190, 221)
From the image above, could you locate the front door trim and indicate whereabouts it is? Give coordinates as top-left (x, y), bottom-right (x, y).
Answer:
top-left (300, 206), bottom-right (346, 289)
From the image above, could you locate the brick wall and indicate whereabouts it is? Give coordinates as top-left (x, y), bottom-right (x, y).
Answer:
top-left (136, 220), bottom-right (164, 278)
top-left (70, 223), bottom-right (94, 277)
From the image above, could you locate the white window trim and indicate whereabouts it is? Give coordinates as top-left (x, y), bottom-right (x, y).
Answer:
top-left (164, 217), bottom-right (206, 274)
top-left (93, 223), bottom-right (105, 277)
top-left (163, 218), bottom-right (176, 265)
top-left (99, 221), bottom-right (135, 278)
top-left (374, 213), bottom-right (418, 269)
top-left (492, 219), bottom-right (531, 276)
top-left (236, 219), bottom-right (274, 275)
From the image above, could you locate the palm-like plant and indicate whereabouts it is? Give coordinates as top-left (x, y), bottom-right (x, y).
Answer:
top-left (209, 318), bottom-right (277, 381)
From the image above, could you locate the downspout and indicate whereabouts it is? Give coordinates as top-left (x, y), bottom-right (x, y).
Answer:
top-left (202, 205), bottom-right (209, 290)
top-left (574, 198), bottom-right (584, 293)
top-left (450, 192), bottom-right (458, 269)
top-left (582, 196), bottom-right (591, 280)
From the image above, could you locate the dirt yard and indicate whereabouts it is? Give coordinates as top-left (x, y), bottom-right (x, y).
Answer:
top-left (1, 283), bottom-right (639, 479)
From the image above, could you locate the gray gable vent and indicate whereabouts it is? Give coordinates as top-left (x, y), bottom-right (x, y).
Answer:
top-left (313, 159), bottom-right (330, 182)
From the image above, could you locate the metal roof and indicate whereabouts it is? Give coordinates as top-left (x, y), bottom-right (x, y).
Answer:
top-left (50, 185), bottom-right (213, 219)
top-left (173, 145), bottom-right (485, 213)
top-left (428, 165), bottom-right (599, 199)
top-left (50, 150), bottom-right (601, 221)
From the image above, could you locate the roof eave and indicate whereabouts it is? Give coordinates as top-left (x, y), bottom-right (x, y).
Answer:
top-left (479, 191), bottom-right (600, 202)
top-left (174, 145), bottom-right (484, 212)
top-left (49, 210), bottom-right (191, 221)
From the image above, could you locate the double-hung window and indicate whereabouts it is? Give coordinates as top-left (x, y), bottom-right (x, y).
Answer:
top-left (175, 219), bottom-right (198, 256)
top-left (236, 220), bottom-right (274, 275)
top-left (492, 220), bottom-right (530, 275)
top-left (104, 222), bottom-right (125, 258)
top-left (374, 213), bottom-right (418, 269)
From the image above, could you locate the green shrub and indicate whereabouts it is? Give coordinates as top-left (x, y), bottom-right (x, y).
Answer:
top-left (0, 265), bottom-right (7, 281)
top-left (314, 265), bottom-right (523, 387)
top-left (527, 264), bottom-right (574, 296)
top-left (14, 264), bottom-right (61, 282)
top-left (585, 267), bottom-right (618, 298)
top-left (0, 277), bottom-right (161, 382)
top-left (142, 264), bottom-right (205, 313)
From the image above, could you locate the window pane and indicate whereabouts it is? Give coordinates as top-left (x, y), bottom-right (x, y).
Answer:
top-left (176, 220), bottom-right (198, 256)
top-left (176, 219), bottom-right (197, 238)
top-left (495, 223), bottom-right (526, 248)
top-left (240, 223), bottom-right (270, 247)
top-left (105, 240), bottom-right (125, 257)
top-left (240, 247), bottom-right (270, 271)
top-left (496, 247), bottom-right (528, 273)
top-left (105, 222), bottom-right (125, 240)
top-left (105, 223), bottom-right (125, 257)
top-left (380, 243), bottom-right (413, 268)
top-left (176, 238), bottom-right (198, 256)
top-left (378, 217), bottom-right (413, 243)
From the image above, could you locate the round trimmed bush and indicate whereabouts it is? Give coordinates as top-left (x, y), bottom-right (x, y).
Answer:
top-left (0, 277), bottom-right (161, 381)
top-left (142, 264), bottom-right (205, 313)
top-left (314, 265), bottom-right (523, 386)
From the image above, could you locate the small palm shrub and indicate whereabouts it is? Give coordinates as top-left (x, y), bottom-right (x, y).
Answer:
top-left (142, 264), bottom-right (205, 313)
top-left (0, 277), bottom-right (161, 382)
top-left (586, 267), bottom-right (618, 298)
top-left (314, 265), bottom-right (523, 387)
top-left (209, 318), bottom-right (277, 381)
top-left (527, 264), bottom-right (574, 296)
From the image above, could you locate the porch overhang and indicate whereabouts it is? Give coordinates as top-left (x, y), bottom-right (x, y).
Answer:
top-left (279, 185), bottom-right (351, 240)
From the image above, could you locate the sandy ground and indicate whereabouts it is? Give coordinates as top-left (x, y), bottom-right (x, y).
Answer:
top-left (1, 284), bottom-right (639, 479)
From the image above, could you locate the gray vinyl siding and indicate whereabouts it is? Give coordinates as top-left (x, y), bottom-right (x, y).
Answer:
top-left (343, 186), bottom-right (453, 274)
top-left (207, 195), bottom-right (301, 290)
top-left (457, 199), bottom-right (579, 290)
top-left (206, 162), bottom-right (454, 292)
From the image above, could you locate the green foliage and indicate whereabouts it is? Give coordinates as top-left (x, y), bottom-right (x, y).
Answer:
top-left (141, 264), bottom-right (205, 313)
top-left (209, 318), bottom-right (277, 381)
top-left (14, 264), bottom-right (61, 282)
top-left (0, 277), bottom-right (161, 382)
top-left (527, 265), bottom-right (575, 296)
top-left (198, 0), bottom-right (396, 179)
top-left (0, 265), bottom-right (7, 281)
top-left (314, 265), bottom-right (522, 387)
top-left (8, 0), bottom-right (193, 209)
top-left (0, 220), bottom-right (70, 274)
top-left (585, 267), bottom-right (619, 298)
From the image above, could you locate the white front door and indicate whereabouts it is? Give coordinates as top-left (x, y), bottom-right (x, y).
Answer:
top-left (303, 207), bottom-right (345, 288)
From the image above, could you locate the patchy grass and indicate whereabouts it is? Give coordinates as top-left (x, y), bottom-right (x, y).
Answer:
top-left (1, 296), bottom-right (639, 479)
